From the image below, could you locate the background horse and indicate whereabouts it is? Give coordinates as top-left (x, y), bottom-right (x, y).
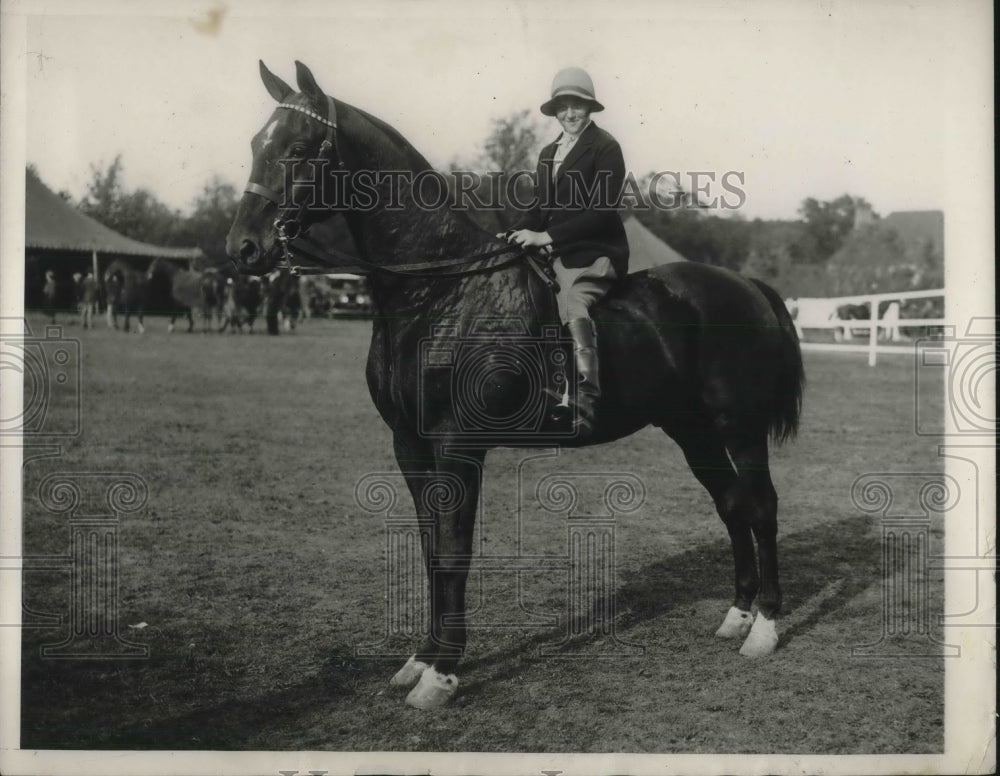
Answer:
top-left (228, 62), bottom-right (804, 709)
top-left (104, 259), bottom-right (149, 333)
top-left (148, 258), bottom-right (225, 333)
top-left (219, 274), bottom-right (262, 333)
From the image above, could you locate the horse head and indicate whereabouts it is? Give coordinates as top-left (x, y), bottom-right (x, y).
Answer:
top-left (227, 61), bottom-right (342, 275)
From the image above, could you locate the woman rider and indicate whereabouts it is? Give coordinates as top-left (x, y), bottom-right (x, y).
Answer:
top-left (502, 66), bottom-right (629, 439)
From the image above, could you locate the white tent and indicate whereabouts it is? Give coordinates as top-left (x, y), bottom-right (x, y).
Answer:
top-left (623, 216), bottom-right (688, 273)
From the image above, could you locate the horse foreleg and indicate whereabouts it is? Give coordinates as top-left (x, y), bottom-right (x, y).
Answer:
top-left (387, 431), bottom-right (438, 691)
top-left (406, 449), bottom-right (484, 710)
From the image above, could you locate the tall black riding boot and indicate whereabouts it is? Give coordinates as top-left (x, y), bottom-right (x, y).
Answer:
top-left (549, 317), bottom-right (601, 438)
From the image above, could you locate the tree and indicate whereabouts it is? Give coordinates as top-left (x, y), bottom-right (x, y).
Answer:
top-left (178, 176), bottom-right (240, 262)
top-left (826, 221), bottom-right (942, 295)
top-left (794, 195), bottom-right (875, 263)
top-left (78, 155), bottom-right (183, 244)
top-left (452, 110), bottom-right (547, 232)
top-left (481, 109), bottom-right (545, 175)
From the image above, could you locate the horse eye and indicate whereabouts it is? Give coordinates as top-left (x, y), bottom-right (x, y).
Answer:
top-left (290, 144), bottom-right (308, 157)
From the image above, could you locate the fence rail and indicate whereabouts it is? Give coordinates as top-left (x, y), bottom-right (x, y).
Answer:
top-left (790, 288), bottom-right (946, 366)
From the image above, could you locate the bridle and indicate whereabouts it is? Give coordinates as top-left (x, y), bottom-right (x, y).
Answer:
top-left (238, 95), bottom-right (558, 286)
top-left (242, 96), bottom-right (343, 249)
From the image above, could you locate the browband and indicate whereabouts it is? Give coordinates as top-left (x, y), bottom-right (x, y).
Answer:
top-left (277, 101), bottom-right (337, 129)
top-left (243, 94), bottom-right (344, 205)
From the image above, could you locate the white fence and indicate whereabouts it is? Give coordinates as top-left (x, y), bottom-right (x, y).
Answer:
top-left (786, 288), bottom-right (946, 366)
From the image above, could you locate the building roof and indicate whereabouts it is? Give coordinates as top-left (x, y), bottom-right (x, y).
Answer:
top-left (624, 216), bottom-right (688, 273)
top-left (25, 168), bottom-right (202, 260)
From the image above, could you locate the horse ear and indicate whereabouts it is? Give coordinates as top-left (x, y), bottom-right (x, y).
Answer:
top-left (259, 60), bottom-right (293, 102)
top-left (294, 60), bottom-right (326, 107)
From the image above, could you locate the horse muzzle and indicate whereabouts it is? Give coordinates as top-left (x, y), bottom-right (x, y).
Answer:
top-left (227, 233), bottom-right (279, 276)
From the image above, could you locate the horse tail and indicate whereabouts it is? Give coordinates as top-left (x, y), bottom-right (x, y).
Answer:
top-left (750, 278), bottom-right (805, 444)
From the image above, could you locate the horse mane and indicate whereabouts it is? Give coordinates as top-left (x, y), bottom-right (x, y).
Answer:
top-left (342, 102), bottom-right (435, 174)
top-left (331, 98), bottom-right (500, 252)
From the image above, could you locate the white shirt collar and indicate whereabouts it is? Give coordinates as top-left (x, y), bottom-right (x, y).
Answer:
top-left (556, 119), bottom-right (592, 146)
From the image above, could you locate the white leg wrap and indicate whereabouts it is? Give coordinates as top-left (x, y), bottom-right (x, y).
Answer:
top-left (739, 613), bottom-right (779, 657)
top-left (389, 655), bottom-right (429, 688)
top-left (715, 606), bottom-right (755, 639)
top-left (405, 667), bottom-right (458, 709)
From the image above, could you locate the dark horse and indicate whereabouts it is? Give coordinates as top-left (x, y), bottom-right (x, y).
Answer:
top-left (219, 274), bottom-right (262, 333)
top-left (104, 259), bottom-right (149, 333)
top-left (227, 62), bottom-right (804, 709)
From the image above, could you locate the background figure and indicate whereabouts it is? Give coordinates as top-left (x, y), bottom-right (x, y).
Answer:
top-left (79, 270), bottom-right (99, 329)
top-left (43, 270), bottom-right (58, 323)
top-left (263, 271), bottom-right (281, 335)
top-left (105, 268), bottom-right (124, 329)
top-left (281, 275), bottom-right (302, 332)
top-left (72, 272), bottom-right (83, 316)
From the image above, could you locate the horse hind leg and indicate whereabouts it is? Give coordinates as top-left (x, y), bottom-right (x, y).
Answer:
top-left (718, 427), bottom-right (782, 657)
top-left (669, 419), bottom-right (759, 642)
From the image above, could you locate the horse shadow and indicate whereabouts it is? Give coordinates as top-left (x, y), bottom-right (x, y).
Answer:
top-left (455, 512), bottom-right (883, 697)
top-left (23, 514), bottom-right (884, 749)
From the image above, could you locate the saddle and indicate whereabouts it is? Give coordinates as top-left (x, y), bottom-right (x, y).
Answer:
top-left (522, 250), bottom-right (637, 327)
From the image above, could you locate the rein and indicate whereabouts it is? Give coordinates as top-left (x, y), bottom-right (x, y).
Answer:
top-left (275, 229), bottom-right (531, 279)
top-left (241, 94), bottom-right (539, 282)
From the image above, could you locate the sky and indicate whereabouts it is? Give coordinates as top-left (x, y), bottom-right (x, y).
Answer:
top-left (7, 0), bottom-right (992, 221)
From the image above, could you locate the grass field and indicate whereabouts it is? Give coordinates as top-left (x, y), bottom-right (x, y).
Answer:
top-left (18, 312), bottom-right (946, 753)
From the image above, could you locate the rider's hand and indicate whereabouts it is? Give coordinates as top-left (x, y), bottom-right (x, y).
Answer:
top-left (505, 229), bottom-right (553, 249)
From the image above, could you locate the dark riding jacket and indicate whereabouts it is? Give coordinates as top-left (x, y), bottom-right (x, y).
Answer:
top-left (517, 121), bottom-right (630, 278)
